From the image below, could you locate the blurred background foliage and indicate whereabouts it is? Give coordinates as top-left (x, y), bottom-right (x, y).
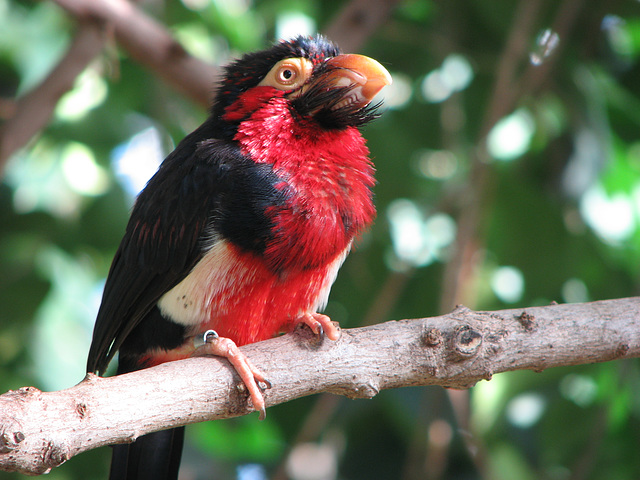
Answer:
top-left (1, 0), bottom-right (640, 479)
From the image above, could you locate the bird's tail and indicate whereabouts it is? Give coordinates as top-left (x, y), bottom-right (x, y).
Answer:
top-left (108, 356), bottom-right (185, 480)
top-left (109, 427), bottom-right (185, 480)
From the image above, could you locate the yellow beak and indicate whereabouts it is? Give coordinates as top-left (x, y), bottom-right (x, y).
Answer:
top-left (323, 54), bottom-right (393, 107)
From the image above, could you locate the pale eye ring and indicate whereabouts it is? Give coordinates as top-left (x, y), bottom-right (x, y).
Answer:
top-left (276, 66), bottom-right (298, 85)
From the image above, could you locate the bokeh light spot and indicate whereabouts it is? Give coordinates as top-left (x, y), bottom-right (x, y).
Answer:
top-left (487, 108), bottom-right (535, 161)
top-left (491, 266), bottom-right (524, 303)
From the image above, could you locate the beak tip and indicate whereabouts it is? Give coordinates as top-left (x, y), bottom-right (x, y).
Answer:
top-left (326, 53), bottom-right (392, 104)
top-left (381, 68), bottom-right (393, 87)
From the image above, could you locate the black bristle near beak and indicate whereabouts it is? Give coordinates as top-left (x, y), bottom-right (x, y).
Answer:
top-left (291, 78), bottom-right (383, 129)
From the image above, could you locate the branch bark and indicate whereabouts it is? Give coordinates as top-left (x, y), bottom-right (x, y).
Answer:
top-left (0, 297), bottom-right (638, 475)
top-left (0, 0), bottom-right (218, 171)
top-left (52, 0), bottom-right (219, 107)
top-left (0, 22), bottom-right (106, 172)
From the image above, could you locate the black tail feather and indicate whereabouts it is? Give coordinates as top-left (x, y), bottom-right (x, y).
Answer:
top-left (109, 427), bottom-right (185, 480)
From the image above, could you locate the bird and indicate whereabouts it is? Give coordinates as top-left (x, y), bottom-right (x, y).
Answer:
top-left (86, 34), bottom-right (391, 480)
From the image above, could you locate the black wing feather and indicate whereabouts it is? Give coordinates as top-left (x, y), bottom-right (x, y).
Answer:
top-left (87, 123), bottom-right (287, 374)
top-left (87, 132), bottom-right (208, 373)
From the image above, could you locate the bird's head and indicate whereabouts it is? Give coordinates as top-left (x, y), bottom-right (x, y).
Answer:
top-left (211, 35), bottom-right (392, 136)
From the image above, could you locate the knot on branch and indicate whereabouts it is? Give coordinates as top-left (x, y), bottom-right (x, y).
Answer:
top-left (15, 386), bottom-right (42, 399)
top-left (422, 327), bottom-right (443, 346)
top-left (516, 311), bottom-right (536, 331)
top-left (616, 343), bottom-right (630, 355)
top-left (451, 325), bottom-right (482, 358)
top-left (352, 382), bottom-right (380, 399)
top-left (0, 386), bottom-right (42, 454)
top-left (42, 440), bottom-right (70, 473)
top-left (0, 430), bottom-right (24, 454)
top-left (342, 374), bottom-right (380, 400)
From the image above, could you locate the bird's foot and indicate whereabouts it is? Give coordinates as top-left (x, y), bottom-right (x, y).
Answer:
top-left (297, 312), bottom-right (341, 341)
top-left (192, 330), bottom-right (271, 420)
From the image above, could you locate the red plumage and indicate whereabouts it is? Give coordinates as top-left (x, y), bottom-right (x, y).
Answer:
top-left (235, 90), bottom-right (376, 270)
top-left (216, 90), bottom-right (376, 340)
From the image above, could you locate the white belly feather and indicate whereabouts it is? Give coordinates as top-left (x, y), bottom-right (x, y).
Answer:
top-left (157, 239), bottom-right (350, 328)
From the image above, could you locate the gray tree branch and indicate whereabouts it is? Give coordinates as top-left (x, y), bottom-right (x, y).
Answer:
top-left (0, 22), bottom-right (106, 172)
top-left (52, 0), bottom-right (219, 107)
top-left (0, 297), bottom-right (638, 475)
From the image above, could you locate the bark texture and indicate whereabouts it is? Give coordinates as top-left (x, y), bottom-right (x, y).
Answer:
top-left (0, 297), bottom-right (638, 475)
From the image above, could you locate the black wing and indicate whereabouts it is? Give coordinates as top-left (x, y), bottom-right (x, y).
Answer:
top-left (87, 126), bottom-right (286, 374)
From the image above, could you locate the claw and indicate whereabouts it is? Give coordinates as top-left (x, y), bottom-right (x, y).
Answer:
top-left (298, 312), bottom-right (341, 341)
top-left (192, 330), bottom-right (269, 418)
top-left (259, 379), bottom-right (273, 390)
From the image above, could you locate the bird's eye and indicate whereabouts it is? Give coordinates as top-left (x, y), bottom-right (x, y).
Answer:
top-left (258, 58), bottom-right (312, 91)
top-left (276, 66), bottom-right (298, 85)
